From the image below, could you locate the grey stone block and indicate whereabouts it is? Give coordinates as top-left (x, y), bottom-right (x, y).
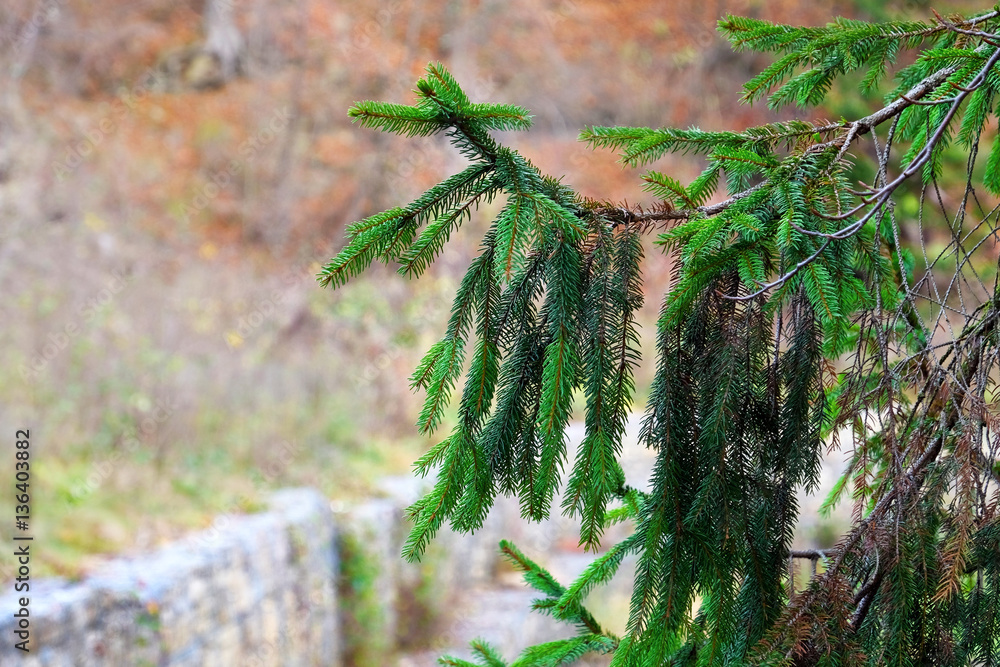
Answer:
top-left (0, 487), bottom-right (338, 667)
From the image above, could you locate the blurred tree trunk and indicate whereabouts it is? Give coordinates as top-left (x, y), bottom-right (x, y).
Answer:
top-left (204, 0), bottom-right (243, 78)
top-left (187, 0), bottom-right (244, 88)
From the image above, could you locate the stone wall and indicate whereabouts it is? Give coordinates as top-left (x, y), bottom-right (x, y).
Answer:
top-left (0, 483), bottom-right (527, 667)
top-left (0, 482), bottom-right (584, 666)
top-left (0, 489), bottom-right (339, 667)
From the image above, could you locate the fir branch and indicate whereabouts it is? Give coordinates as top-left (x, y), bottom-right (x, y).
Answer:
top-left (348, 101), bottom-right (441, 137)
top-left (534, 241), bottom-right (583, 515)
top-left (469, 639), bottom-right (508, 667)
top-left (325, 11), bottom-right (1000, 662)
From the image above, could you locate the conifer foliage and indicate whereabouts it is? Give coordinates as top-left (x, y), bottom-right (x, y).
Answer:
top-left (322, 8), bottom-right (1000, 666)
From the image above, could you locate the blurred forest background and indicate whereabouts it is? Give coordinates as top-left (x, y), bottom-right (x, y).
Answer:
top-left (0, 0), bottom-right (986, 590)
